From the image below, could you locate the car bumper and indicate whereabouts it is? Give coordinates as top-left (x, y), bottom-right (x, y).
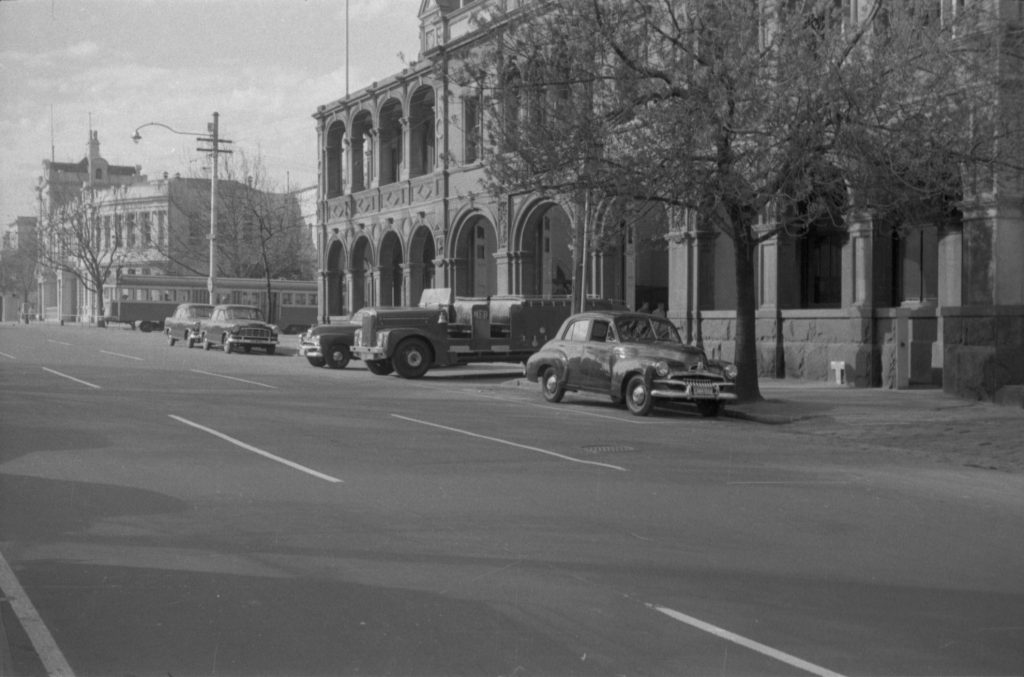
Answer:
top-left (298, 342), bottom-right (321, 358)
top-left (352, 346), bottom-right (386, 361)
top-left (650, 379), bottom-right (737, 402)
top-left (225, 336), bottom-right (277, 347)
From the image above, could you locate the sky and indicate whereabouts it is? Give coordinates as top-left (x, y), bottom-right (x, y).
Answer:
top-left (0, 0), bottom-right (423, 226)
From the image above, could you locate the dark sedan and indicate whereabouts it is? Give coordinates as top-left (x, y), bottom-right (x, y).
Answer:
top-left (163, 303), bottom-right (214, 348)
top-left (298, 311), bottom-right (365, 368)
top-left (525, 311), bottom-right (737, 417)
top-left (198, 305), bottom-right (279, 354)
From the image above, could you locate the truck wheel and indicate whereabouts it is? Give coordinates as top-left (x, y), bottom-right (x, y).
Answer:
top-left (697, 401), bottom-right (721, 418)
top-left (625, 375), bottom-right (654, 416)
top-left (324, 345), bottom-right (351, 369)
top-left (139, 321), bottom-right (154, 333)
top-left (365, 359), bottom-right (394, 376)
top-left (393, 338), bottom-right (431, 379)
top-left (541, 366), bottom-right (565, 403)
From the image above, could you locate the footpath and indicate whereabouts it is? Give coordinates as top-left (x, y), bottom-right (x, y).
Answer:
top-left (494, 369), bottom-right (1024, 475)
top-left (719, 379), bottom-right (1024, 474)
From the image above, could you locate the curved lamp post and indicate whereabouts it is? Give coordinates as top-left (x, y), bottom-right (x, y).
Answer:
top-left (132, 112), bottom-right (231, 303)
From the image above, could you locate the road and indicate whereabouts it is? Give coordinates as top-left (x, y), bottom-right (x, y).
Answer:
top-left (1, 323), bottom-right (1022, 677)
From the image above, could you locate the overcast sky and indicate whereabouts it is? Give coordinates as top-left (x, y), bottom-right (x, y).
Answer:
top-left (0, 0), bottom-right (422, 225)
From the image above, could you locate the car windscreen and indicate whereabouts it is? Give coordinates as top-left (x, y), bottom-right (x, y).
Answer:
top-left (226, 308), bottom-right (263, 321)
top-left (615, 317), bottom-right (682, 343)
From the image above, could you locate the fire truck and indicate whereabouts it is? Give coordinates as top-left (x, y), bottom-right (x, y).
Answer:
top-left (352, 288), bottom-right (616, 379)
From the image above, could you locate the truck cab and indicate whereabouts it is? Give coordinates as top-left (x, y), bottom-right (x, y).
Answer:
top-left (351, 288), bottom-right (576, 378)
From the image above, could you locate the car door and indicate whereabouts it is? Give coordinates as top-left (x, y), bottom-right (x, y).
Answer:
top-left (579, 319), bottom-right (615, 390)
top-left (561, 319), bottom-right (591, 389)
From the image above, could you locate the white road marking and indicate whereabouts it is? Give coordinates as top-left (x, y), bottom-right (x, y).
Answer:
top-left (169, 415), bottom-right (343, 483)
top-left (647, 604), bottom-right (847, 677)
top-left (189, 369), bottom-right (277, 389)
top-left (99, 350), bottom-right (143, 361)
top-left (0, 548), bottom-right (76, 677)
top-left (41, 367), bottom-right (101, 389)
top-left (46, 339), bottom-right (72, 346)
top-left (391, 414), bottom-right (628, 472)
top-left (0, 350), bottom-right (16, 359)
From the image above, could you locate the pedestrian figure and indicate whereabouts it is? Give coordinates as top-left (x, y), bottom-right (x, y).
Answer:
top-left (652, 302), bottom-right (666, 317)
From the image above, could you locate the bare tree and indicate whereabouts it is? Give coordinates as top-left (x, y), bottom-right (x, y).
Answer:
top-left (35, 186), bottom-right (130, 326)
top-left (461, 0), bottom-right (1021, 401)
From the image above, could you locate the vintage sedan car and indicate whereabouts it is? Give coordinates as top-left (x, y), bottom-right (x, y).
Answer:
top-left (164, 303), bottom-right (214, 348)
top-left (525, 311), bottom-right (738, 417)
top-left (298, 311), bottom-right (365, 368)
top-left (198, 304), bottom-right (279, 354)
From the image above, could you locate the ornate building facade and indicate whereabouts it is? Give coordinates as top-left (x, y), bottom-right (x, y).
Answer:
top-left (313, 0), bottom-right (1023, 399)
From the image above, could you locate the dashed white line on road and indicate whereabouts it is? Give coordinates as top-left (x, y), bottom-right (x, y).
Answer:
top-left (0, 350), bottom-right (15, 359)
top-left (647, 603), bottom-right (846, 677)
top-left (0, 548), bottom-right (76, 677)
top-left (99, 349), bottom-right (143, 361)
top-left (169, 415), bottom-right (343, 483)
top-left (46, 339), bottom-right (72, 346)
top-left (190, 368), bottom-right (277, 389)
top-left (392, 414), bottom-right (628, 472)
top-left (41, 367), bottom-right (101, 389)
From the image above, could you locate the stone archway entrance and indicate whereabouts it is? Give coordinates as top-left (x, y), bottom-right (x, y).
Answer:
top-left (451, 214), bottom-right (497, 297)
top-left (518, 202), bottom-right (573, 297)
top-left (379, 231), bottom-right (404, 306)
top-left (409, 226), bottom-right (436, 305)
top-left (350, 236), bottom-right (373, 311)
top-left (325, 239), bottom-right (347, 316)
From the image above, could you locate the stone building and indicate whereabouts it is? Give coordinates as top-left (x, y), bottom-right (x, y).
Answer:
top-left (312, 0), bottom-right (1023, 399)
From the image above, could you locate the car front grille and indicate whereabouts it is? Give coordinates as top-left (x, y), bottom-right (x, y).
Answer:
top-left (238, 327), bottom-right (272, 340)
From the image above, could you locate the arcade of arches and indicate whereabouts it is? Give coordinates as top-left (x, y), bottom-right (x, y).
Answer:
top-left (321, 202), bottom-right (670, 316)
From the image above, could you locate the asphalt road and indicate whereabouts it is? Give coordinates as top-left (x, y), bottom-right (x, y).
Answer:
top-left (1, 323), bottom-right (1022, 677)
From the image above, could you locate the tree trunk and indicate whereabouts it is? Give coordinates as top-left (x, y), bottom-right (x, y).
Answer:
top-left (732, 219), bottom-right (763, 403)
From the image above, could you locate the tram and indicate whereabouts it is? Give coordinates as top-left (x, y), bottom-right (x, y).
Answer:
top-left (103, 274), bottom-right (317, 333)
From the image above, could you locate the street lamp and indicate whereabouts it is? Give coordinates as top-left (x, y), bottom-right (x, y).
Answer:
top-left (132, 112), bottom-right (232, 303)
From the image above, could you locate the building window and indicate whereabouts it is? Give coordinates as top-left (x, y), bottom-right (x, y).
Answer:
top-left (800, 226), bottom-right (843, 308)
top-left (464, 94), bottom-right (481, 164)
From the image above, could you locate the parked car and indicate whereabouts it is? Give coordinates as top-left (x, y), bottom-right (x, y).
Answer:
top-left (198, 304), bottom-right (279, 354)
top-left (298, 311), bottom-right (365, 368)
top-left (164, 303), bottom-right (214, 348)
top-left (525, 311), bottom-right (738, 417)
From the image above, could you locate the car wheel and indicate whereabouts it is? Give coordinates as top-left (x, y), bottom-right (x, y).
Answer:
top-left (625, 374), bottom-right (654, 416)
top-left (187, 336), bottom-right (196, 349)
top-left (223, 338), bottom-right (233, 353)
top-left (265, 345), bottom-right (276, 355)
top-left (697, 401), bottom-right (721, 418)
top-left (203, 337), bottom-right (212, 351)
top-left (139, 320), bottom-right (154, 333)
top-left (365, 359), bottom-right (394, 376)
top-left (393, 338), bottom-right (431, 379)
top-left (541, 366), bottom-right (565, 403)
top-left (167, 333), bottom-right (176, 346)
top-left (324, 345), bottom-right (351, 369)
top-left (306, 356), bottom-right (326, 367)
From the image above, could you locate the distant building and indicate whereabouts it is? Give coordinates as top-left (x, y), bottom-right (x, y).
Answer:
top-left (36, 131), bottom-right (316, 324)
top-left (311, 0), bottom-right (1024, 400)
top-left (37, 131), bottom-right (146, 322)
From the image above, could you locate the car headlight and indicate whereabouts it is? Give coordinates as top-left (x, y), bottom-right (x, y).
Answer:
top-left (724, 363), bottom-right (738, 381)
top-left (655, 360), bottom-right (670, 378)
